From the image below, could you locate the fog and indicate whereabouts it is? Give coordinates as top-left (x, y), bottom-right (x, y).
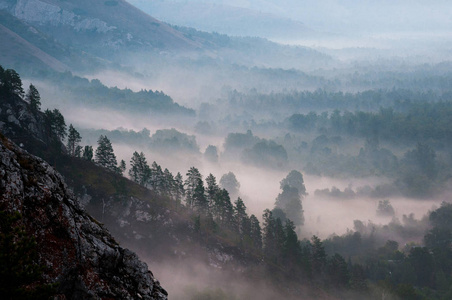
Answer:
top-left (14, 0), bottom-right (452, 297)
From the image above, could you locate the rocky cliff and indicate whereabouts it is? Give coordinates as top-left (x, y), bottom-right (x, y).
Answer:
top-left (0, 133), bottom-right (168, 299)
top-left (0, 0), bottom-right (202, 52)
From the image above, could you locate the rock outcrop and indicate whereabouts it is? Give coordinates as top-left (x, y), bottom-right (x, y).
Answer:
top-left (0, 134), bottom-right (167, 299)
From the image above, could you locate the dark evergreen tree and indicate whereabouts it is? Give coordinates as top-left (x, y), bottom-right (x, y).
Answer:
top-left (234, 197), bottom-right (249, 235)
top-left (119, 160), bottom-right (126, 175)
top-left (1, 69), bottom-right (24, 97)
top-left (249, 214), bottom-right (262, 250)
top-left (274, 217), bottom-right (286, 263)
top-left (193, 178), bottom-right (208, 213)
top-left (327, 253), bottom-right (350, 287)
top-left (311, 235), bottom-right (327, 277)
top-left (173, 172), bottom-right (185, 208)
top-left (44, 109), bottom-right (67, 142)
top-left (205, 173), bottom-right (219, 210)
top-left (129, 152), bottom-right (150, 186)
top-left (25, 84), bottom-right (41, 113)
top-left (82, 145), bottom-right (93, 161)
top-left (214, 189), bottom-right (234, 227)
top-left (95, 135), bottom-right (118, 172)
top-left (162, 168), bottom-right (174, 198)
top-left (150, 161), bottom-right (165, 194)
top-left (283, 219), bottom-right (301, 264)
top-left (66, 124), bottom-right (82, 157)
top-left (184, 167), bottom-right (203, 208)
top-left (263, 209), bottom-right (277, 260)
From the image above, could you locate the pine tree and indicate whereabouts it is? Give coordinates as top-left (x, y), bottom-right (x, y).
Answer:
top-left (205, 173), bottom-right (219, 210)
top-left (214, 189), bottom-right (234, 227)
top-left (263, 209), bottom-right (277, 260)
top-left (162, 168), bottom-right (174, 198)
top-left (327, 253), bottom-right (350, 287)
top-left (193, 178), bottom-right (208, 213)
top-left (82, 145), bottom-right (93, 161)
top-left (44, 109), bottom-right (66, 141)
top-left (311, 235), bottom-right (327, 277)
top-left (173, 172), bottom-right (185, 208)
top-left (234, 197), bottom-right (249, 235)
top-left (25, 84), bottom-right (41, 113)
top-left (129, 152), bottom-right (150, 186)
top-left (95, 135), bottom-right (118, 172)
top-left (119, 160), bottom-right (126, 175)
top-left (2, 69), bottom-right (24, 97)
top-left (249, 214), bottom-right (262, 250)
top-left (150, 161), bottom-right (164, 194)
top-left (274, 218), bottom-right (286, 263)
top-left (283, 219), bottom-right (301, 264)
top-left (184, 167), bottom-right (202, 208)
top-left (66, 124), bottom-right (82, 157)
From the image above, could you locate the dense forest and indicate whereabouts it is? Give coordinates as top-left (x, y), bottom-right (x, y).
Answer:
top-left (2, 66), bottom-right (452, 299)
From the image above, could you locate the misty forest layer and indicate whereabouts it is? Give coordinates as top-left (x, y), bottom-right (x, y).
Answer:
top-left (1, 0), bottom-right (452, 299)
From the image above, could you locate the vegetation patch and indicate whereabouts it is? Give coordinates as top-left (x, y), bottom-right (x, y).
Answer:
top-left (104, 1), bottom-right (118, 7)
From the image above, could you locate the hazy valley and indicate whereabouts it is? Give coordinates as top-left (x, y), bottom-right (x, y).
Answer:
top-left (1, 0), bottom-right (452, 299)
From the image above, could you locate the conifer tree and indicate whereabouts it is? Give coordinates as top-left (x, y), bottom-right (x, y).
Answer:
top-left (82, 145), bottom-right (93, 161)
top-left (44, 109), bottom-right (66, 141)
top-left (162, 168), bottom-right (174, 198)
top-left (205, 173), bottom-right (219, 210)
top-left (274, 217), bottom-right (286, 263)
top-left (234, 197), bottom-right (249, 234)
top-left (184, 167), bottom-right (202, 208)
top-left (214, 189), bottom-right (234, 227)
top-left (283, 219), bottom-right (301, 264)
top-left (119, 160), bottom-right (126, 175)
top-left (327, 253), bottom-right (350, 287)
top-left (193, 178), bottom-right (208, 213)
top-left (129, 152), bottom-right (150, 185)
top-left (25, 84), bottom-right (41, 113)
top-left (2, 69), bottom-right (24, 97)
top-left (66, 124), bottom-right (82, 157)
top-left (95, 135), bottom-right (118, 172)
top-left (263, 209), bottom-right (277, 260)
top-left (173, 172), bottom-right (185, 208)
top-left (150, 161), bottom-right (164, 194)
top-left (249, 214), bottom-right (262, 250)
top-left (311, 235), bottom-right (327, 277)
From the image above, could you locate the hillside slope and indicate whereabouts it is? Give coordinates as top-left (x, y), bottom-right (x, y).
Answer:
top-left (0, 0), bottom-right (202, 54)
top-left (0, 133), bottom-right (168, 299)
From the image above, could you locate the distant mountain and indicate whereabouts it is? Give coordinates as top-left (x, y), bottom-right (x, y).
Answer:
top-left (0, 10), bottom-right (106, 73)
top-left (0, 0), bottom-right (332, 73)
top-left (127, 0), bottom-right (315, 39)
top-left (0, 0), bottom-right (202, 56)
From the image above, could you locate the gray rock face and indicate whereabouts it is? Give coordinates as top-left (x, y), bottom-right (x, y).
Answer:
top-left (0, 135), bottom-right (167, 299)
top-left (0, 93), bottom-right (48, 146)
top-left (11, 0), bottom-right (115, 33)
